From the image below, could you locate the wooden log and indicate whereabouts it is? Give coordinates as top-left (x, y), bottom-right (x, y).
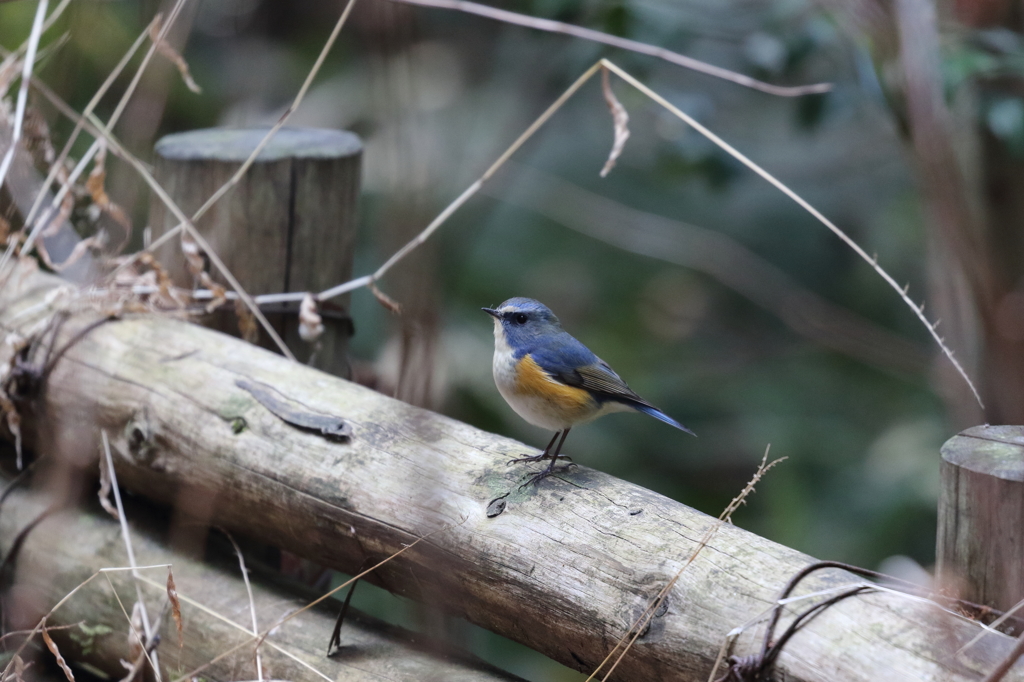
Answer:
top-left (0, 474), bottom-right (524, 682)
top-left (149, 127), bottom-right (362, 377)
top-left (1, 260), bottom-right (1021, 682)
top-left (938, 424), bottom-right (1024, 611)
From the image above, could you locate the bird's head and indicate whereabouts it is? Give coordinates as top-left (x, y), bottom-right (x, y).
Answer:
top-left (482, 297), bottom-right (562, 350)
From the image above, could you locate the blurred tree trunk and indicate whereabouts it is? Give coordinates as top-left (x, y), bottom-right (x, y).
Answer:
top-left (818, 0), bottom-right (1024, 426)
top-left (355, 0), bottom-right (443, 410)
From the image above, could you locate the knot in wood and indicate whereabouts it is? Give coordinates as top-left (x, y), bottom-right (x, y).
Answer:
top-left (124, 408), bottom-right (158, 467)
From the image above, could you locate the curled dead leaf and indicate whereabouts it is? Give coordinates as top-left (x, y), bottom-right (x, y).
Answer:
top-left (600, 66), bottom-right (630, 178)
top-left (167, 569), bottom-right (183, 649)
top-left (50, 234), bottom-right (107, 272)
top-left (149, 19), bottom-right (202, 94)
top-left (369, 282), bottom-right (401, 315)
top-left (298, 293), bottom-right (324, 343)
top-left (42, 622), bottom-right (76, 682)
top-left (234, 298), bottom-right (258, 343)
top-left (86, 145), bottom-right (132, 247)
top-left (180, 232), bottom-right (205, 280)
top-left (98, 449), bottom-right (118, 520)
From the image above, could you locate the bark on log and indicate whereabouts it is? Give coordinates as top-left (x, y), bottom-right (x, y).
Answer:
top-left (2, 259), bottom-right (1021, 682)
top-left (938, 425), bottom-right (1024, 611)
top-left (0, 473), bottom-right (525, 682)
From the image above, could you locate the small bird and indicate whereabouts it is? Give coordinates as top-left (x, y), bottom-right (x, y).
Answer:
top-left (483, 297), bottom-right (694, 486)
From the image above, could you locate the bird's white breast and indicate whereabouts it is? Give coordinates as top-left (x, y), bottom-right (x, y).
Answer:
top-left (490, 319), bottom-right (609, 431)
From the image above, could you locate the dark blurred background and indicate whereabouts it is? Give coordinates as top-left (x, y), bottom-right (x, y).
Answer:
top-left (4, 0), bottom-right (1023, 678)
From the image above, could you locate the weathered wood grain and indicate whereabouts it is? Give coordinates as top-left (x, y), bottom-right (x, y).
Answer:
top-left (938, 425), bottom-right (1024, 611)
top-left (150, 127), bottom-right (362, 377)
top-left (0, 474), bottom-right (525, 682)
top-left (2, 260), bottom-right (1021, 682)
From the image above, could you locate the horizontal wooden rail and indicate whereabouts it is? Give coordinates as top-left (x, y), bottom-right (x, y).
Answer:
top-left (0, 475), bottom-right (524, 682)
top-left (1, 259), bottom-right (1020, 681)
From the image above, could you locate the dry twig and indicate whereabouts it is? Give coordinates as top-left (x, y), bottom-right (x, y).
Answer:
top-left (16, 13), bottom-right (161, 259)
top-left (983, 633), bottom-right (1024, 682)
top-left (584, 448), bottom-right (786, 682)
top-left (0, 0), bottom-right (48, 193)
top-left (101, 430), bottom-right (163, 682)
top-left (168, 526), bottom-right (449, 682)
top-left (305, 57), bottom-right (982, 407)
top-left (489, 165), bottom-right (929, 376)
top-left (387, 0), bottom-right (832, 97)
top-left (221, 529), bottom-right (263, 682)
top-left (600, 59), bottom-right (983, 407)
top-left (148, 17), bottom-right (200, 94)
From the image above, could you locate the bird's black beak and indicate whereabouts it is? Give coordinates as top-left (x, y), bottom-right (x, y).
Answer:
top-left (481, 307), bottom-right (499, 318)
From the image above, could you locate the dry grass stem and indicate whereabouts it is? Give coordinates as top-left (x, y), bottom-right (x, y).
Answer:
top-left (147, 17), bottom-right (200, 93)
top-left (0, 562), bottom-right (166, 679)
top-left (101, 429), bottom-right (163, 682)
top-left (14, 0), bottom-right (184, 274)
top-left (316, 60), bottom-right (605, 303)
top-left (86, 0), bottom-right (359, 358)
top-left (55, 107), bottom-right (294, 359)
top-left (134, 573), bottom-right (333, 682)
top-left (387, 0), bottom-right (832, 97)
top-left (982, 630), bottom-right (1024, 682)
top-left (168, 526), bottom-right (447, 682)
top-left (957, 596), bottom-right (1024, 658)
top-left (40, 621), bottom-right (74, 682)
top-left (102, 575), bottom-right (159, 682)
top-left (0, 0), bottom-right (49, 193)
top-left (128, 0), bottom-right (359, 270)
top-left (598, 58), bottom-right (983, 408)
top-left (97, 449), bottom-right (118, 519)
top-left (489, 165), bottom-right (928, 375)
top-left (368, 282), bottom-right (401, 314)
top-left (2, 0), bottom-right (187, 282)
top-left (222, 530), bottom-right (263, 682)
top-left (585, 447), bottom-right (785, 682)
top-left (0, 622), bottom-right (79, 646)
top-left (16, 13), bottom-right (159, 259)
top-left (599, 66), bottom-right (629, 178)
top-left (0, 572), bottom-right (103, 680)
top-left (302, 55), bottom-right (979, 411)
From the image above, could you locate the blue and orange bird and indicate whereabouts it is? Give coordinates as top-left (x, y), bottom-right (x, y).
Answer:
top-left (483, 297), bottom-right (694, 486)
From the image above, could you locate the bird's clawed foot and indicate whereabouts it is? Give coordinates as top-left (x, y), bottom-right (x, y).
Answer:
top-left (506, 453), bottom-right (573, 466)
top-left (518, 463), bottom-right (577, 489)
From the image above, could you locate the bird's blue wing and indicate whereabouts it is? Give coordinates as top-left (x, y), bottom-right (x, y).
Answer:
top-left (529, 333), bottom-right (696, 436)
top-left (527, 331), bottom-right (599, 376)
top-left (529, 333), bottom-right (646, 403)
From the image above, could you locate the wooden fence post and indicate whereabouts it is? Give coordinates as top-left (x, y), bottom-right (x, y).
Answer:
top-left (937, 425), bottom-right (1024, 611)
top-left (149, 127), bottom-right (362, 378)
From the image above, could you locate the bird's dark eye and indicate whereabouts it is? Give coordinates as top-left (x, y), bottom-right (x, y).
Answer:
top-left (513, 313), bottom-right (528, 325)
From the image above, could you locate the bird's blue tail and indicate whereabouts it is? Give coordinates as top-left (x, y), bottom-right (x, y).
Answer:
top-left (632, 403), bottom-right (696, 436)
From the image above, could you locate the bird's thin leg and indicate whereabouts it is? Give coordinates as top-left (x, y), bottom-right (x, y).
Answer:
top-left (521, 428), bottom-right (575, 488)
top-left (507, 430), bottom-right (572, 466)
